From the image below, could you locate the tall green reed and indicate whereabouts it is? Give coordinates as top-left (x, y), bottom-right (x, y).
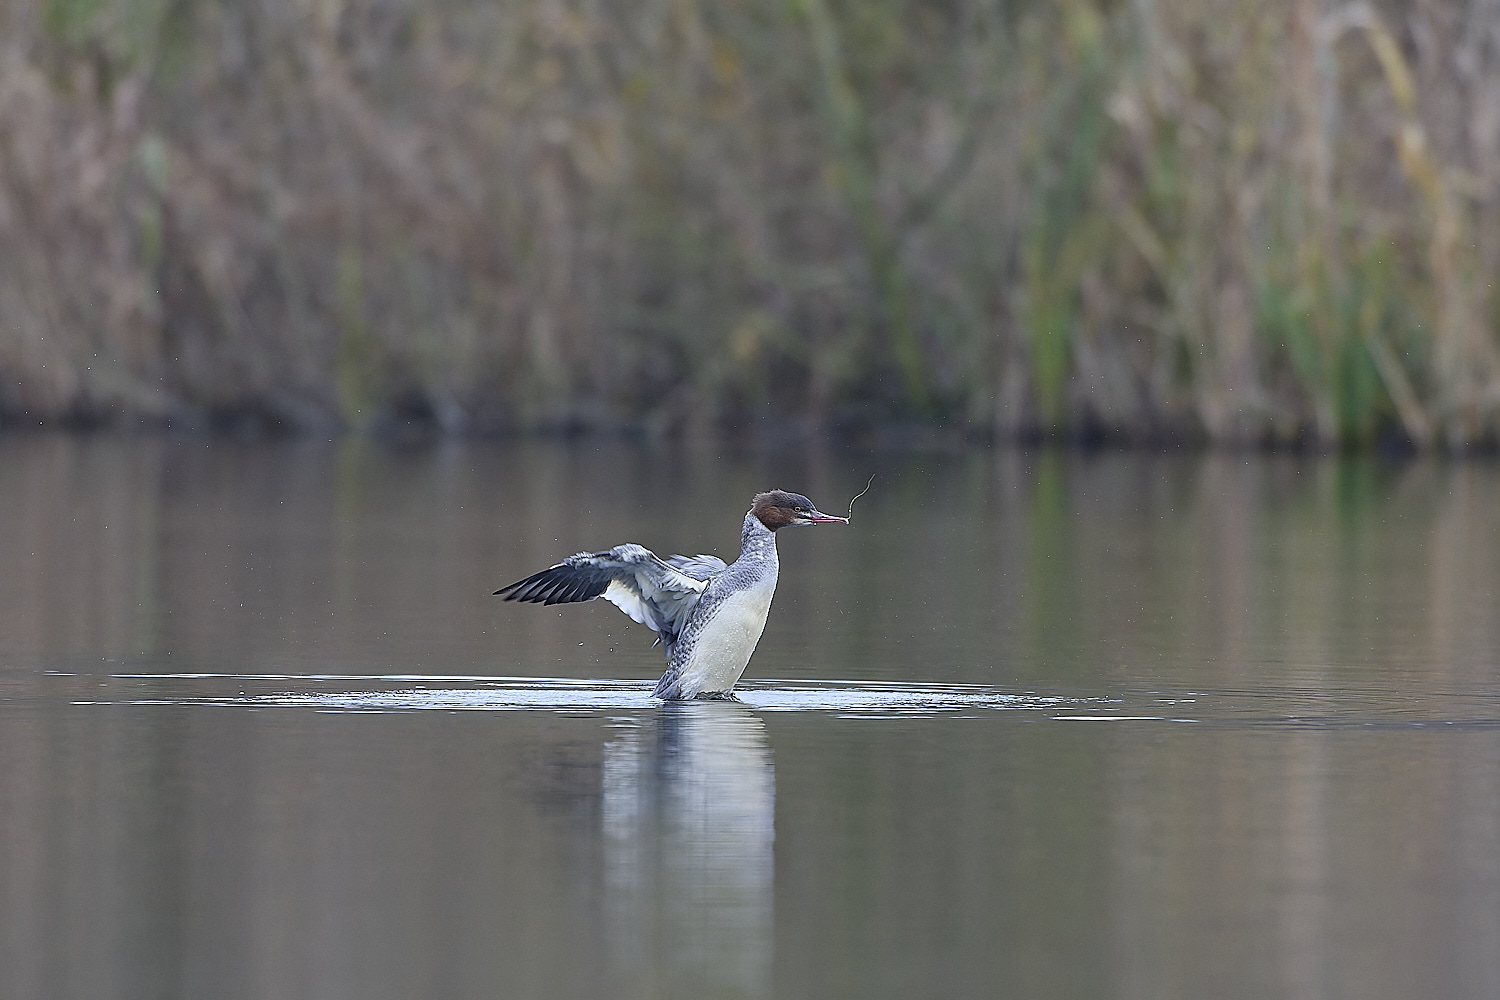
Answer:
top-left (2, 0), bottom-right (1498, 447)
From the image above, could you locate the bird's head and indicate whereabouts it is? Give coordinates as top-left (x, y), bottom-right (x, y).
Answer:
top-left (750, 490), bottom-right (849, 531)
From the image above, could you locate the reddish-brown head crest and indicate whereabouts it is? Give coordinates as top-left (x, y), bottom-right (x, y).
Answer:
top-left (750, 490), bottom-right (849, 531)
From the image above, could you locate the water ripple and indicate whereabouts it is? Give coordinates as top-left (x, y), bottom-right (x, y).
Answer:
top-left (82, 674), bottom-right (1100, 717)
top-left (60, 674), bottom-right (1500, 728)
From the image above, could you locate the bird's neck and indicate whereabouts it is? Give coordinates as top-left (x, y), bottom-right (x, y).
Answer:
top-left (739, 511), bottom-right (778, 564)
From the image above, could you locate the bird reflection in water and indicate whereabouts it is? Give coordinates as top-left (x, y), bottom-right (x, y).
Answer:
top-left (602, 701), bottom-right (774, 999)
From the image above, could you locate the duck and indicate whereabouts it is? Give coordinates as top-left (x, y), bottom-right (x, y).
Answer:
top-left (495, 490), bottom-right (847, 699)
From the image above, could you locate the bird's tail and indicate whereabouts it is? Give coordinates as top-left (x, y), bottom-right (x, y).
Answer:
top-left (653, 667), bottom-right (687, 700)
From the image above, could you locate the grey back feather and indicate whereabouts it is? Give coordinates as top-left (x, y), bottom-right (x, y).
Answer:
top-left (663, 553), bottom-right (728, 581)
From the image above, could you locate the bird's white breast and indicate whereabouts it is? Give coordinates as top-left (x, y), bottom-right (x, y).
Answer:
top-left (676, 574), bottom-right (777, 696)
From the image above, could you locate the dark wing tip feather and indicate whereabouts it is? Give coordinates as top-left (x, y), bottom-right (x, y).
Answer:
top-left (493, 560), bottom-right (614, 605)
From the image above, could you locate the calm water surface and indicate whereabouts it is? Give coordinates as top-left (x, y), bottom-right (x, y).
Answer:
top-left (2, 436), bottom-right (1499, 999)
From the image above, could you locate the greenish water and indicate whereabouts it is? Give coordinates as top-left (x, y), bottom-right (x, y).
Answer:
top-left (2, 436), bottom-right (1498, 999)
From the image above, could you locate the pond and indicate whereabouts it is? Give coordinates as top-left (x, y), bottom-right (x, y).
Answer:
top-left (1, 435), bottom-right (1498, 999)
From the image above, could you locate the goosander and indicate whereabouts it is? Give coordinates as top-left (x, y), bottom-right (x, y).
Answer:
top-left (494, 490), bottom-right (848, 700)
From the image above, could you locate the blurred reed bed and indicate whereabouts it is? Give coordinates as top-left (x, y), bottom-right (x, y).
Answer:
top-left (2, 0), bottom-right (1499, 447)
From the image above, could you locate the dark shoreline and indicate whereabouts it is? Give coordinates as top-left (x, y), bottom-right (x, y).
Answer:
top-left (0, 413), bottom-right (1475, 458)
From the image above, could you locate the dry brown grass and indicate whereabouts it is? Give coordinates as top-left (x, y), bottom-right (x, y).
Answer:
top-left (3, 0), bottom-right (1500, 447)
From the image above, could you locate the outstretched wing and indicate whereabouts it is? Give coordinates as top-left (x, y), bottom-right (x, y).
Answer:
top-left (663, 553), bottom-right (728, 581)
top-left (494, 543), bottom-right (709, 658)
